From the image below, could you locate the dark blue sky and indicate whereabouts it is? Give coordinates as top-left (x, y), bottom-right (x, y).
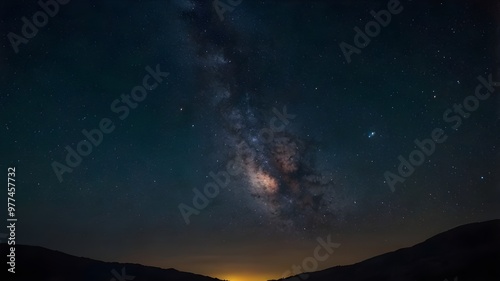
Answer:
top-left (0, 0), bottom-right (499, 280)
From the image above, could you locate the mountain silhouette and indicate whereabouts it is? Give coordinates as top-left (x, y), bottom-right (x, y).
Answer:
top-left (1, 220), bottom-right (499, 281)
top-left (0, 243), bottom-right (223, 281)
top-left (274, 219), bottom-right (500, 281)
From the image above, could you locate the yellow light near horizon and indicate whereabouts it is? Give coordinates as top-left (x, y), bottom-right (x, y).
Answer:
top-left (218, 273), bottom-right (273, 281)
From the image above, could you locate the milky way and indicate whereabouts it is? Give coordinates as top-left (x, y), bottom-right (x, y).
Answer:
top-left (176, 0), bottom-right (346, 231)
top-left (3, 0), bottom-right (499, 279)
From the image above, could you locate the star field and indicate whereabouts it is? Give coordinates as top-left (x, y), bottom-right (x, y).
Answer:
top-left (0, 0), bottom-right (499, 280)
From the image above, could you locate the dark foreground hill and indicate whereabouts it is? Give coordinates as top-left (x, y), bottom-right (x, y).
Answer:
top-left (1, 220), bottom-right (499, 281)
top-left (274, 219), bottom-right (500, 281)
top-left (0, 243), bottom-right (222, 281)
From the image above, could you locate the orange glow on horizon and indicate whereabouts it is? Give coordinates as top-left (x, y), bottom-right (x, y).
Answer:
top-left (217, 273), bottom-right (275, 281)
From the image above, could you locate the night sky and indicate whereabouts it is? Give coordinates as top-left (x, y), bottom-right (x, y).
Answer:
top-left (1, 0), bottom-right (499, 280)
